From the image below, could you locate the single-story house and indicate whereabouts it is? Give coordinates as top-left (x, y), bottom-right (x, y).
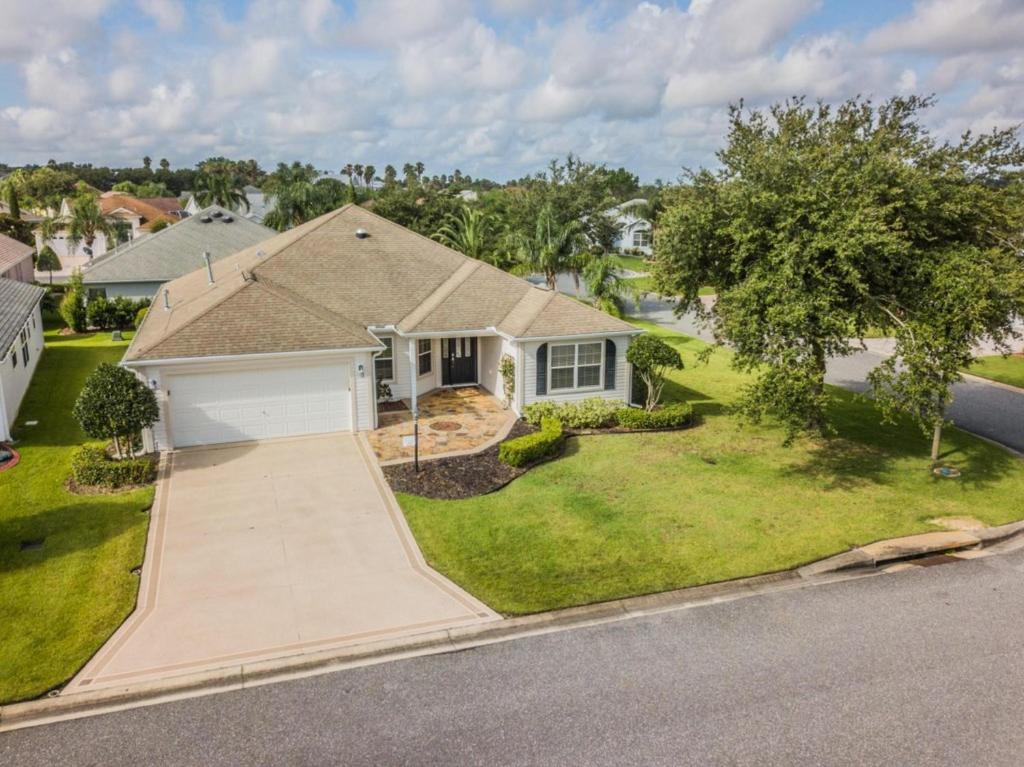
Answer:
top-left (0, 233), bottom-right (35, 283)
top-left (608, 198), bottom-right (653, 256)
top-left (82, 206), bottom-right (276, 299)
top-left (0, 278), bottom-right (45, 442)
top-left (123, 204), bottom-right (641, 451)
top-left (35, 192), bottom-right (186, 282)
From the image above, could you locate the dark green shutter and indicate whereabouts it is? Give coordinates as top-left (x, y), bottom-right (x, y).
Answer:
top-left (604, 339), bottom-right (616, 390)
top-left (536, 343), bottom-right (548, 395)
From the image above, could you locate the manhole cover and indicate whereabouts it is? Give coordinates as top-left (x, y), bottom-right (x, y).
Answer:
top-left (20, 538), bottom-right (44, 552)
top-left (430, 420), bottom-right (463, 432)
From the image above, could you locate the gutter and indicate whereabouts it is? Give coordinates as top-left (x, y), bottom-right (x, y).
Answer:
top-left (121, 346), bottom-right (386, 368)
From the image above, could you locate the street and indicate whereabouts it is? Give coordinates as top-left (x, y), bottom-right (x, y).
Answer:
top-left (4, 548), bottom-right (1024, 765)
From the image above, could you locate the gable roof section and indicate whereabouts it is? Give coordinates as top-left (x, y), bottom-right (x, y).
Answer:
top-left (98, 193), bottom-right (177, 230)
top-left (82, 206), bottom-right (275, 285)
top-left (0, 233), bottom-right (34, 273)
top-left (124, 204), bottom-right (637, 363)
top-left (0, 278), bottom-right (44, 355)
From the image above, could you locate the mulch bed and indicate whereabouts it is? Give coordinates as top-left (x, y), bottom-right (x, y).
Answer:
top-left (382, 421), bottom-right (546, 500)
top-left (378, 400), bottom-right (409, 413)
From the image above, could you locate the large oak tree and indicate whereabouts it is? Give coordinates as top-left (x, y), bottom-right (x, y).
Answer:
top-left (656, 96), bottom-right (1024, 444)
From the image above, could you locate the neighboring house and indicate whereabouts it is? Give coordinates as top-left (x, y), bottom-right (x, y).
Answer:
top-left (35, 192), bottom-right (183, 282)
top-left (0, 278), bottom-right (45, 442)
top-left (184, 186), bottom-right (273, 224)
top-left (0, 233), bottom-right (35, 283)
top-left (607, 198), bottom-right (653, 256)
top-left (123, 204), bottom-right (641, 451)
top-left (82, 206), bottom-right (275, 299)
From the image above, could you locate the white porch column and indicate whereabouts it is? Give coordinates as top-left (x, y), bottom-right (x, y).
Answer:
top-left (408, 337), bottom-right (418, 416)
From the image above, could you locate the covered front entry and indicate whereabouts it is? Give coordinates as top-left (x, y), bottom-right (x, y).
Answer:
top-left (166, 361), bottom-right (351, 448)
top-left (441, 337), bottom-right (478, 386)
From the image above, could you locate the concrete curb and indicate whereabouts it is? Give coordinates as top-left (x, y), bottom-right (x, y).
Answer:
top-left (4, 522), bottom-right (1024, 731)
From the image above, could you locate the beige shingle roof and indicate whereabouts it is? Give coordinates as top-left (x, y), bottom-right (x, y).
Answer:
top-left (124, 204), bottom-right (637, 363)
top-left (0, 233), bottom-right (34, 273)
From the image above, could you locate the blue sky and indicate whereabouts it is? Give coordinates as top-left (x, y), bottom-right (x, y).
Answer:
top-left (1, 0), bottom-right (1022, 181)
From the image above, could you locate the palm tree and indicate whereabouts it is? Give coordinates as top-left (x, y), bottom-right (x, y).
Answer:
top-left (511, 205), bottom-right (588, 291)
top-left (363, 165), bottom-right (376, 190)
top-left (414, 162), bottom-right (425, 183)
top-left (194, 169), bottom-right (249, 212)
top-left (432, 207), bottom-right (498, 265)
top-left (66, 195), bottom-right (115, 258)
top-left (584, 258), bottom-right (628, 317)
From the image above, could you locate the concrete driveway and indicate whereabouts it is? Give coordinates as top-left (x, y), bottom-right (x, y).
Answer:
top-left (68, 434), bottom-right (496, 691)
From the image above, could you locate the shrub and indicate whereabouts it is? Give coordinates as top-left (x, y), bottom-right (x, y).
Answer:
top-left (499, 417), bottom-right (564, 467)
top-left (73, 363), bottom-right (159, 458)
top-left (86, 295), bottom-right (113, 329)
top-left (71, 446), bottom-right (156, 489)
top-left (615, 402), bottom-right (693, 430)
top-left (135, 306), bottom-right (149, 329)
top-left (626, 334), bottom-right (684, 411)
top-left (522, 398), bottom-right (621, 429)
top-left (59, 271), bottom-right (87, 332)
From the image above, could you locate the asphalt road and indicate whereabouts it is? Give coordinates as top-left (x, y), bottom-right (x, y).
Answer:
top-left (5, 549), bottom-right (1024, 766)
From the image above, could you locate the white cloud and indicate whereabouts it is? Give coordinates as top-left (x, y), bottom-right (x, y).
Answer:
top-left (23, 50), bottom-right (94, 111)
top-left (210, 37), bottom-right (290, 99)
top-left (136, 0), bottom-right (185, 31)
top-left (347, 0), bottom-right (473, 47)
top-left (0, 0), bottom-right (113, 58)
top-left (865, 0), bottom-right (1024, 55)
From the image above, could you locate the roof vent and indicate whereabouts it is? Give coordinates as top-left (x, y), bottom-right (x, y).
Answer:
top-left (200, 215), bottom-right (212, 224)
top-left (212, 211), bottom-right (223, 219)
top-left (222, 215), bottom-right (234, 223)
top-left (355, 228), bottom-right (369, 239)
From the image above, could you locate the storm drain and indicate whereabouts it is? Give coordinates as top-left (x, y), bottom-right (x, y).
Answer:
top-left (20, 538), bottom-right (44, 551)
top-left (909, 554), bottom-right (960, 567)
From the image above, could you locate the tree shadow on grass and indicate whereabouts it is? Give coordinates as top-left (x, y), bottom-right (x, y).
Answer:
top-left (0, 500), bottom-right (149, 576)
top-left (783, 437), bottom-right (895, 491)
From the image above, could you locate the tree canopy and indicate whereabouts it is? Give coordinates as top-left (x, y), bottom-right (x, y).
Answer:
top-left (656, 95), bottom-right (1024, 444)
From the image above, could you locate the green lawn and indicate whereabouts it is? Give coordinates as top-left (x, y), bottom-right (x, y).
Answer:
top-left (607, 253), bottom-right (651, 272)
top-left (0, 329), bottom-right (152, 703)
top-left (400, 322), bottom-right (1024, 615)
top-left (965, 354), bottom-right (1024, 389)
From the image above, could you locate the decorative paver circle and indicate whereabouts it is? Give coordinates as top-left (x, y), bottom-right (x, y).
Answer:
top-left (430, 420), bottom-right (464, 432)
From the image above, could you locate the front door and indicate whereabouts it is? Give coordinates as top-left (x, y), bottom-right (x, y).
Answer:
top-left (441, 337), bottom-right (478, 386)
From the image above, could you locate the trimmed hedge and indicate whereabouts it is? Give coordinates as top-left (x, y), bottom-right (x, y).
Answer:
top-left (71, 446), bottom-right (156, 489)
top-left (498, 417), bottom-right (564, 468)
top-left (615, 402), bottom-right (694, 430)
top-left (523, 398), bottom-right (622, 429)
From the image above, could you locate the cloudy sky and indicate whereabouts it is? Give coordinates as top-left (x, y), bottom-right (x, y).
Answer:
top-left (1, 0), bottom-right (1023, 181)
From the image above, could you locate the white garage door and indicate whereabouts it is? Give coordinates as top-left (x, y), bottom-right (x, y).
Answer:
top-left (167, 362), bottom-right (351, 448)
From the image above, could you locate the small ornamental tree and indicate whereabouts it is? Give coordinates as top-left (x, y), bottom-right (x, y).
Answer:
top-left (35, 245), bottom-right (61, 284)
top-left (498, 353), bottom-right (516, 409)
top-left (73, 363), bottom-right (159, 458)
top-left (59, 270), bottom-right (87, 332)
top-left (626, 334), bottom-right (683, 411)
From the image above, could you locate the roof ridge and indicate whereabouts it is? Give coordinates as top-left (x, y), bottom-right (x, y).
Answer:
top-left (255, 273), bottom-right (379, 342)
top-left (497, 285), bottom-right (557, 337)
top-left (128, 271), bottom-right (254, 359)
top-left (250, 204), bottom-right (354, 274)
top-left (397, 260), bottom-right (481, 332)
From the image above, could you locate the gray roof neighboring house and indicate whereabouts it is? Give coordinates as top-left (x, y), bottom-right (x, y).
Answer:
top-left (124, 204), bottom-right (639, 364)
top-left (0, 278), bottom-right (44, 358)
top-left (0, 233), bottom-right (34, 273)
top-left (82, 206), bottom-right (275, 288)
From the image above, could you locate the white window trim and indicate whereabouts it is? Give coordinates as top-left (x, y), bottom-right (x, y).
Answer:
top-left (548, 340), bottom-right (604, 393)
top-left (417, 338), bottom-right (433, 378)
top-left (375, 337), bottom-right (395, 382)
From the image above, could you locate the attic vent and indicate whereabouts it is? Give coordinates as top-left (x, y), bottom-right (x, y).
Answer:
top-left (200, 215), bottom-right (212, 224)
top-left (355, 228), bottom-right (369, 239)
top-left (212, 211), bottom-right (223, 219)
top-left (241, 270), bottom-right (255, 282)
top-left (222, 215), bottom-right (234, 223)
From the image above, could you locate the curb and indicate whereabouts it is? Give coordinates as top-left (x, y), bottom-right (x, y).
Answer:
top-left (4, 522), bottom-right (1024, 731)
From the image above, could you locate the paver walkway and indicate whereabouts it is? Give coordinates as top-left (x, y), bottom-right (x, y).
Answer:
top-left (66, 434), bottom-right (497, 691)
